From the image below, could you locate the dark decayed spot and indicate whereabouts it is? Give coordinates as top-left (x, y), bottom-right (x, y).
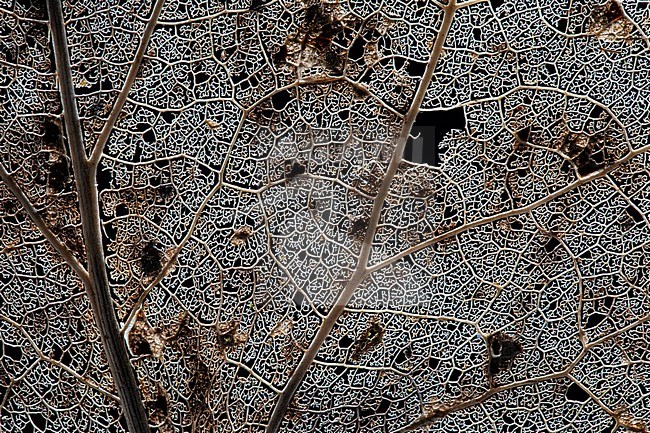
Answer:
top-left (284, 160), bottom-right (306, 179)
top-left (349, 216), bottom-right (369, 239)
top-left (351, 321), bottom-right (384, 360)
top-left (218, 327), bottom-right (237, 347)
top-left (601, 0), bottom-right (624, 24)
top-left (273, 45), bottom-right (288, 66)
top-left (232, 226), bottom-right (253, 245)
top-left (488, 333), bottom-right (523, 379)
top-left (147, 392), bottom-right (168, 417)
top-left (128, 333), bottom-right (152, 356)
top-left (141, 242), bottom-right (163, 277)
top-left (299, 4), bottom-right (346, 72)
top-left (43, 118), bottom-right (63, 147)
top-left (47, 159), bottom-right (70, 192)
top-left (515, 126), bottom-right (531, 144)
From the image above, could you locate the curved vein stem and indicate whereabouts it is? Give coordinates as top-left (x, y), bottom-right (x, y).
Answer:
top-left (47, 1), bottom-right (151, 432)
top-left (367, 142), bottom-right (650, 275)
top-left (264, 2), bottom-right (459, 432)
top-left (396, 312), bottom-right (650, 432)
top-left (89, 0), bottom-right (166, 166)
top-left (0, 162), bottom-right (91, 287)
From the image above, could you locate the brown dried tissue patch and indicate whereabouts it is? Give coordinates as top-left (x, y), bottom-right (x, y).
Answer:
top-left (231, 226), bottom-right (253, 246)
top-left (217, 319), bottom-right (247, 349)
top-left (487, 332), bottom-right (523, 386)
top-left (274, 3), bottom-right (347, 73)
top-left (590, 1), bottom-right (634, 42)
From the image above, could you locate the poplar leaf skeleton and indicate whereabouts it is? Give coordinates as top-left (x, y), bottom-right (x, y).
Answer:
top-left (1, 0), bottom-right (649, 432)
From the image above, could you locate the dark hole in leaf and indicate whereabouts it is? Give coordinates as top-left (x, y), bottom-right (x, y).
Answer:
top-left (443, 206), bottom-right (457, 219)
top-left (30, 413), bottom-right (47, 431)
top-left (625, 205), bottom-right (643, 223)
top-left (5, 344), bottom-right (22, 361)
top-left (292, 290), bottom-right (304, 307)
top-left (576, 157), bottom-right (600, 176)
top-left (394, 57), bottom-right (406, 70)
top-left (585, 312), bottom-right (607, 329)
top-left (604, 296), bottom-right (614, 309)
top-left (115, 203), bottom-right (129, 218)
top-left (160, 111), bottom-right (175, 123)
top-left (25, 34), bottom-right (37, 48)
top-left (428, 357), bottom-right (440, 369)
top-left (272, 89), bottom-right (292, 111)
top-left (489, 0), bottom-right (505, 11)
top-left (235, 367), bottom-right (250, 379)
top-left (194, 72), bottom-right (209, 85)
top-left (544, 236), bottom-right (561, 253)
top-left (566, 382), bottom-right (590, 403)
top-left (589, 105), bottom-right (605, 120)
top-left (143, 130), bottom-right (156, 144)
top-left (407, 60), bottom-right (426, 77)
top-left (510, 219), bottom-right (523, 230)
top-left (487, 333), bottom-right (523, 379)
top-left (51, 344), bottom-right (72, 366)
top-left (557, 18), bottom-right (568, 32)
top-left (339, 335), bottom-right (354, 349)
top-left (449, 368), bottom-right (462, 382)
top-left (141, 242), bottom-right (163, 277)
top-left (377, 398), bottom-right (391, 414)
top-left (405, 108), bottom-right (465, 166)
top-left (43, 118), bottom-right (63, 147)
top-left (348, 36), bottom-right (365, 61)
